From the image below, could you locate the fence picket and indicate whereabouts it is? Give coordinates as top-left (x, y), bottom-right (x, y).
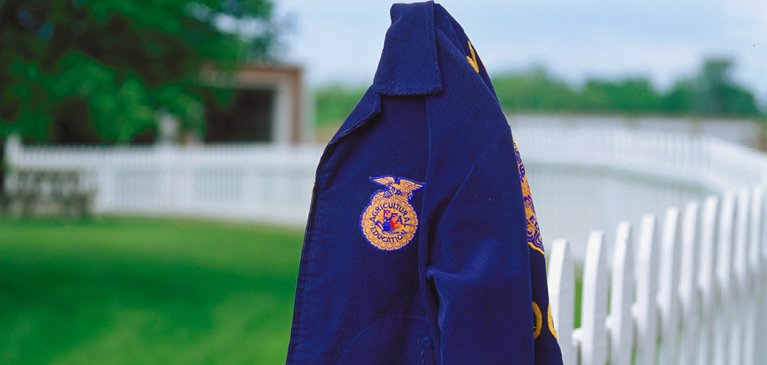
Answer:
top-left (761, 184), bottom-right (767, 364)
top-left (559, 190), bottom-right (764, 365)
top-left (634, 214), bottom-right (660, 365)
top-left (580, 231), bottom-right (609, 365)
top-left (696, 196), bottom-right (720, 365)
top-left (547, 239), bottom-right (576, 365)
top-left (658, 207), bottom-right (682, 365)
top-left (609, 221), bottom-right (633, 365)
top-left (729, 189), bottom-right (751, 365)
top-left (677, 201), bottom-right (700, 365)
top-left (713, 192), bottom-right (736, 365)
top-left (745, 186), bottom-right (764, 365)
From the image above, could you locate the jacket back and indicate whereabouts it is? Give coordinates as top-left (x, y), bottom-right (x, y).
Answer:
top-left (287, 2), bottom-right (563, 364)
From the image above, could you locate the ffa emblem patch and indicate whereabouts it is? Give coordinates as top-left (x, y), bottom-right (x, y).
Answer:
top-left (360, 176), bottom-right (424, 251)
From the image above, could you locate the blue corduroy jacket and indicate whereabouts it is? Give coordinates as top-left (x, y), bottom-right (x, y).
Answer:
top-left (287, 2), bottom-right (563, 364)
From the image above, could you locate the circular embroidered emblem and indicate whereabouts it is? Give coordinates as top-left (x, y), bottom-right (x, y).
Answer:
top-left (360, 176), bottom-right (424, 251)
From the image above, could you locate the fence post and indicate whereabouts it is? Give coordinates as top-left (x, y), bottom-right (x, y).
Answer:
top-left (609, 221), bottom-right (633, 365)
top-left (678, 201), bottom-right (700, 365)
top-left (713, 192), bottom-right (736, 365)
top-left (634, 214), bottom-right (659, 365)
top-left (548, 239), bottom-right (576, 365)
top-left (658, 207), bottom-right (682, 365)
top-left (4, 133), bottom-right (22, 164)
top-left (580, 231), bottom-right (608, 365)
top-left (696, 196), bottom-right (719, 365)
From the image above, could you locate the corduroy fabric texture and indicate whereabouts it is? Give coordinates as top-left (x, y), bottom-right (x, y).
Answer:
top-left (286, 2), bottom-right (563, 364)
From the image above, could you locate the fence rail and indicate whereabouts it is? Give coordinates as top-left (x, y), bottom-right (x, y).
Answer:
top-left (512, 126), bottom-right (767, 192)
top-left (548, 186), bottom-right (766, 365)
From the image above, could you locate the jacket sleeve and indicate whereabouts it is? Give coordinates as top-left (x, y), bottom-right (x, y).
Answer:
top-left (427, 130), bottom-right (563, 364)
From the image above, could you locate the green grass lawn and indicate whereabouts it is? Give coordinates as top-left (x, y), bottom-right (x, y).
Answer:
top-left (0, 218), bottom-right (304, 365)
top-left (0, 217), bottom-right (584, 364)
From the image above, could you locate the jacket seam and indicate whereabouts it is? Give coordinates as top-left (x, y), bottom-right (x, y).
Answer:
top-left (287, 163), bottom-right (325, 364)
top-left (420, 127), bottom-right (509, 363)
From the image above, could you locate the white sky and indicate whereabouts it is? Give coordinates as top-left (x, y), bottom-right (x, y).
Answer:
top-left (275, 0), bottom-right (767, 104)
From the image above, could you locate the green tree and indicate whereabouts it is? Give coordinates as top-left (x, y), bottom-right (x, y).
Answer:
top-left (662, 79), bottom-right (696, 114)
top-left (696, 59), bottom-right (760, 116)
top-left (492, 67), bottom-right (578, 112)
top-left (578, 78), bottom-right (662, 114)
top-left (489, 60), bottom-right (763, 118)
top-left (491, 69), bottom-right (665, 115)
top-left (0, 0), bottom-right (280, 145)
top-left (662, 59), bottom-right (760, 117)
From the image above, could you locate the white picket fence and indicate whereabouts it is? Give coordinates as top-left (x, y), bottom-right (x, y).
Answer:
top-left (548, 186), bottom-right (767, 365)
top-left (5, 128), bottom-right (767, 230)
top-left (512, 126), bottom-right (767, 261)
top-left (4, 126), bottom-right (767, 364)
top-left (3, 135), bottom-right (322, 225)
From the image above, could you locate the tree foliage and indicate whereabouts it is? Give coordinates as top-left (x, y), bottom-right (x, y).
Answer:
top-left (492, 59), bottom-right (762, 117)
top-left (0, 0), bottom-right (280, 144)
top-left (692, 59), bottom-right (760, 116)
top-left (492, 67), bottom-right (577, 111)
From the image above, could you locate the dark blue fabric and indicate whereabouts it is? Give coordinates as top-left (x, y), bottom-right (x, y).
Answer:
top-left (287, 2), bottom-right (563, 364)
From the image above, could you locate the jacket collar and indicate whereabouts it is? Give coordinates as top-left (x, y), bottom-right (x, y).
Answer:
top-left (328, 2), bottom-right (497, 150)
top-left (371, 1), bottom-right (442, 96)
top-left (329, 1), bottom-right (441, 145)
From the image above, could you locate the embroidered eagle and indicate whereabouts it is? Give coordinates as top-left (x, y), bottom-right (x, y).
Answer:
top-left (371, 176), bottom-right (424, 200)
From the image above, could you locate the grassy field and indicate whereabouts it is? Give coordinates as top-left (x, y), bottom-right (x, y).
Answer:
top-left (0, 217), bottom-right (583, 364)
top-left (0, 218), bottom-right (304, 365)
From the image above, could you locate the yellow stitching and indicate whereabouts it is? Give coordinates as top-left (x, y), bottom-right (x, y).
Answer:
top-left (529, 244), bottom-right (545, 255)
top-left (533, 302), bottom-right (543, 339)
top-left (311, 182), bottom-right (315, 201)
top-left (466, 40), bottom-right (480, 73)
top-left (514, 142), bottom-right (545, 256)
top-left (548, 304), bottom-right (558, 339)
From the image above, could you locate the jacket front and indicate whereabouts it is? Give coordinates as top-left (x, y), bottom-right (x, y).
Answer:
top-left (287, 2), bottom-right (563, 364)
